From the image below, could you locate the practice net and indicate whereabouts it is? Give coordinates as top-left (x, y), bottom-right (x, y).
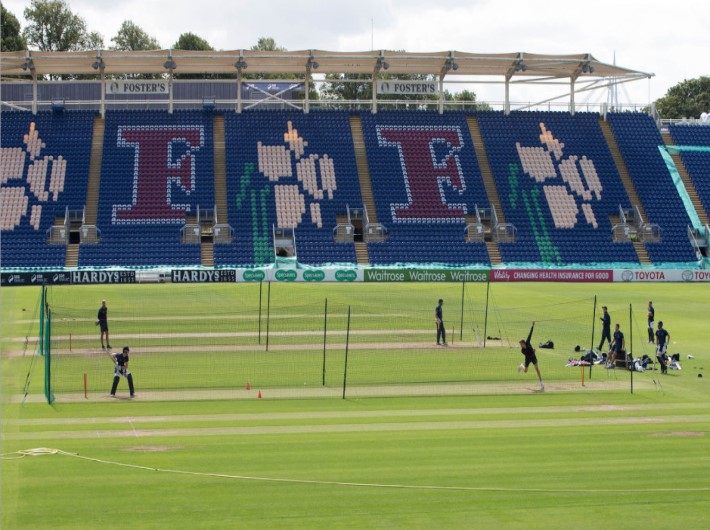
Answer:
top-left (42, 282), bottom-right (654, 401)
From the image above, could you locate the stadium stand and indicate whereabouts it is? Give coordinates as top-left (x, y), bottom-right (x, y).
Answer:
top-left (1, 110), bottom-right (94, 268)
top-left (3, 107), bottom-right (707, 270)
top-left (476, 111), bottom-right (639, 265)
top-left (608, 113), bottom-right (698, 263)
top-left (78, 110), bottom-right (213, 267)
top-left (668, 123), bottom-right (710, 221)
top-left (217, 110), bottom-right (360, 267)
top-left (359, 111), bottom-right (491, 266)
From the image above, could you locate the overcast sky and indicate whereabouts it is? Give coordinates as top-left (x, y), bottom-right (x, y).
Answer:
top-left (5, 0), bottom-right (709, 108)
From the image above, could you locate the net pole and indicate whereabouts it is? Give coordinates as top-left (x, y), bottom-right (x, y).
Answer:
top-left (483, 279), bottom-right (490, 348)
top-left (589, 295), bottom-right (597, 380)
top-left (258, 280), bottom-right (263, 344)
top-left (459, 281), bottom-right (465, 341)
top-left (44, 306), bottom-right (54, 404)
top-left (341, 305), bottom-right (351, 400)
top-left (38, 285), bottom-right (45, 356)
top-left (322, 298), bottom-right (328, 386)
top-left (629, 303), bottom-right (634, 394)
top-left (265, 281), bottom-right (271, 352)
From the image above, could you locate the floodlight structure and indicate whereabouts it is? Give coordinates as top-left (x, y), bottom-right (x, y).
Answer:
top-left (375, 57), bottom-right (390, 72)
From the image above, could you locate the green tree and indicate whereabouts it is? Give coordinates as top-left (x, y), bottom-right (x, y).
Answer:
top-left (172, 32), bottom-right (234, 80)
top-left (173, 32), bottom-right (212, 52)
top-left (320, 73), bottom-right (372, 101)
top-left (110, 20), bottom-right (160, 51)
top-left (1, 4), bottom-right (27, 51)
top-left (23, 0), bottom-right (103, 51)
top-left (655, 76), bottom-right (710, 119)
top-left (443, 89), bottom-right (492, 111)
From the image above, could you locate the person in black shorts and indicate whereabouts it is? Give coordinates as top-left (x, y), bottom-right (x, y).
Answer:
top-left (519, 321), bottom-right (544, 391)
top-left (435, 299), bottom-right (447, 346)
top-left (647, 301), bottom-right (655, 344)
top-left (96, 299), bottom-right (111, 350)
top-left (597, 306), bottom-right (611, 351)
top-left (110, 346), bottom-right (135, 398)
top-left (607, 323), bottom-right (625, 368)
top-left (655, 321), bottom-right (670, 374)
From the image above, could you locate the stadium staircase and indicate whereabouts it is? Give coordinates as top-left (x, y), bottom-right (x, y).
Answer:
top-left (65, 115), bottom-right (104, 267)
top-left (599, 118), bottom-right (651, 264)
top-left (349, 114), bottom-right (373, 265)
top-left (466, 116), bottom-right (503, 265)
top-left (661, 131), bottom-right (710, 227)
top-left (202, 114), bottom-right (228, 267)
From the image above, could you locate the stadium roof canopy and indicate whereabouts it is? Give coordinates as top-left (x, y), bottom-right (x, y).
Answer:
top-left (0, 49), bottom-right (651, 80)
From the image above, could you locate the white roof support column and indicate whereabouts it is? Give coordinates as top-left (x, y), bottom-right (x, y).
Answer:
top-left (236, 70), bottom-right (242, 113)
top-left (234, 51), bottom-right (246, 113)
top-left (569, 76), bottom-right (576, 115)
top-left (100, 69), bottom-right (105, 118)
top-left (372, 75), bottom-right (378, 114)
top-left (32, 71), bottom-right (37, 115)
top-left (438, 75), bottom-right (444, 114)
top-left (504, 76), bottom-right (510, 115)
top-left (304, 74), bottom-right (310, 114)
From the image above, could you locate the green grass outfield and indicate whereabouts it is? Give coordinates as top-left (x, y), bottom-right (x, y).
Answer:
top-left (2, 282), bottom-right (709, 529)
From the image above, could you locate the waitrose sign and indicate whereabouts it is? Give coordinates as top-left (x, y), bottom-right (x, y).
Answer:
top-left (364, 269), bottom-right (489, 282)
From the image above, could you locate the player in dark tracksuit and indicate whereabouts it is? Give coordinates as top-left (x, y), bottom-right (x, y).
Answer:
top-left (647, 301), bottom-right (655, 343)
top-left (519, 321), bottom-right (544, 391)
top-left (97, 299), bottom-right (111, 350)
top-left (597, 306), bottom-right (611, 351)
top-left (435, 299), bottom-right (447, 346)
top-left (110, 346), bottom-right (135, 398)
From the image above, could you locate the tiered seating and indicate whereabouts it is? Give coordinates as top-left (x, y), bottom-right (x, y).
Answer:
top-left (359, 111), bottom-right (490, 266)
top-left (79, 110), bottom-right (213, 267)
top-left (608, 114), bottom-right (697, 263)
top-left (476, 111), bottom-right (638, 265)
top-left (217, 111), bottom-right (360, 267)
top-left (668, 123), bottom-right (710, 222)
top-left (1, 110), bottom-right (95, 268)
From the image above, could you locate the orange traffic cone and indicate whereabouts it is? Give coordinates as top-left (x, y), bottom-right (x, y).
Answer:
top-left (246, 382), bottom-right (251, 390)
top-left (257, 391), bottom-right (262, 399)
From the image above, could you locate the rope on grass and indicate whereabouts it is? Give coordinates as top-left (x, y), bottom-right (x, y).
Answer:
top-left (3, 448), bottom-right (710, 494)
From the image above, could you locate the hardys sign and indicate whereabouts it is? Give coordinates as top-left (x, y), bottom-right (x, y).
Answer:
top-left (171, 269), bottom-right (237, 283)
top-left (364, 269), bottom-right (489, 282)
top-left (71, 271), bottom-right (136, 284)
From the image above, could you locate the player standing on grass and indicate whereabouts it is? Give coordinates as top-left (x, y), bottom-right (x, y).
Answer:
top-left (110, 346), bottom-right (135, 398)
top-left (655, 321), bottom-right (670, 374)
top-left (597, 305), bottom-right (611, 351)
top-left (96, 299), bottom-right (111, 350)
top-left (435, 299), bottom-right (447, 346)
top-left (519, 321), bottom-right (544, 391)
top-left (607, 323), bottom-right (625, 368)
top-left (647, 301), bottom-right (655, 343)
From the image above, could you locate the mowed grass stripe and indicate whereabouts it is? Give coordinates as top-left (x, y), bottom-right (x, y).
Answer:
top-left (6, 414), bottom-right (710, 440)
top-left (7, 402), bottom-right (709, 426)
